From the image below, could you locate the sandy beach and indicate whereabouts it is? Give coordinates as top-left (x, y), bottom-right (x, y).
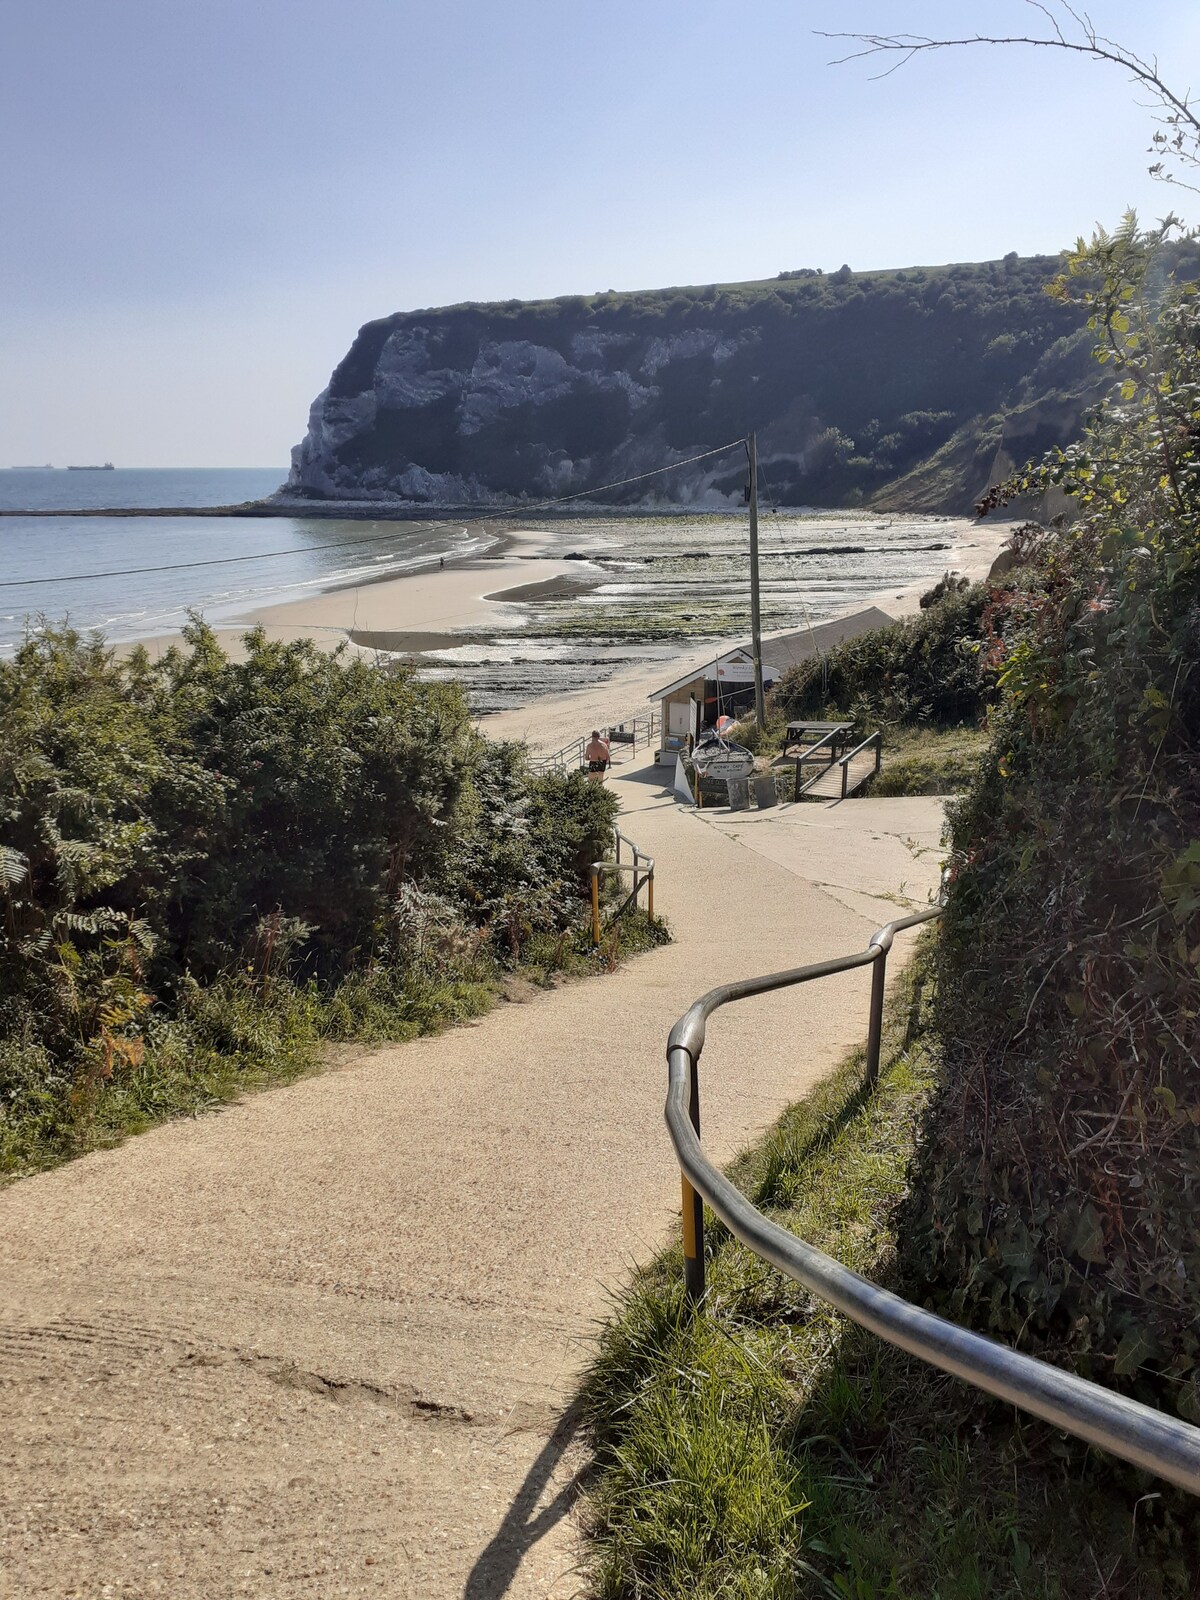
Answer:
top-left (124, 513), bottom-right (1013, 733)
top-left (481, 513), bottom-right (1013, 749)
top-left (244, 528), bottom-right (603, 647)
top-left (126, 526), bottom-right (602, 660)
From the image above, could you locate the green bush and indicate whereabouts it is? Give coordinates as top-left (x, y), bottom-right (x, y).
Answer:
top-left (0, 622), bottom-right (620, 1173)
top-left (772, 575), bottom-right (999, 727)
top-left (909, 216), bottom-right (1200, 1412)
top-left (865, 725), bottom-right (991, 795)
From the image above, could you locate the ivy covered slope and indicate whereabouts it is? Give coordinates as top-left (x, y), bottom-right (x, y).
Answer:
top-left (912, 219), bottom-right (1200, 1419)
top-left (0, 624), bottom-right (631, 1175)
top-left (287, 252), bottom-right (1110, 513)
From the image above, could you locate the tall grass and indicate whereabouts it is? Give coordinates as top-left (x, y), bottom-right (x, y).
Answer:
top-left (579, 948), bottom-right (1196, 1597)
top-left (1, 908), bottom-right (668, 1180)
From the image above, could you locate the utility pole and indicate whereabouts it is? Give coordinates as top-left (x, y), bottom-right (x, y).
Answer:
top-left (747, 431), bottom-right (766, 730)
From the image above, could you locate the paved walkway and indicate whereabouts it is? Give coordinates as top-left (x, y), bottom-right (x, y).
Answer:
top-left (0, 754), bottom-right (945, 1599)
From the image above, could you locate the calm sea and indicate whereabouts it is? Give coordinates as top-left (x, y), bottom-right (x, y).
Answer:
top-left (0, 469), bottom-right (494, 653)
top-left (0, 470), bottom-right (972, 712)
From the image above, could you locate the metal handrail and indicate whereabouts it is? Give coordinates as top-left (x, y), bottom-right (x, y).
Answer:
top-left (664, 905), bottom-right (1200, 1497)
top-left (532, 737), bottom-right (585, 776)
top-left (531, 712), bottom-right (661, 776)
top-left (613, 827), bottom-right (642, 861)
top-left (608, 711), bottom-right (661, 751)
top-left (590, 827), bottom-right (655, 944)
top-left (834, 730), bottom-right (883, 798)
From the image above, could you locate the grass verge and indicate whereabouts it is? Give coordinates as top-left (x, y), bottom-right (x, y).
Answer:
top-left (1, 907), bottom-right (669, 1181)
top-left (865, 724), bottom-right (990, 797)
top-left (578, 943), bottom-right (1195, 1598)
top-left (728, 714), bottom-right (988, 800)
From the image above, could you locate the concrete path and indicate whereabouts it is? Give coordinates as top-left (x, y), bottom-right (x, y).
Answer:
top-left (0, 755), bottom-right (946, 1600)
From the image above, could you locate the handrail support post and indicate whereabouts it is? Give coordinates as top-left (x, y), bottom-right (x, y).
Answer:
top-left (662, 903), bottom-right (1200, 1495)
top-left (865, 945), bottom-right (887, 1087)
top-left (682, 1052), bottom-right (705, 1301)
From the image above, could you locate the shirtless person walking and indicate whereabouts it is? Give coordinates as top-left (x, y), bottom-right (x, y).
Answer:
top-left (584, 729), bottom-right (611, 782)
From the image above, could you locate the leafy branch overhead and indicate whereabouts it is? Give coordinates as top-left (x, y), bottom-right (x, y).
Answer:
top-left (821, 0), bottom-right (1200, 192)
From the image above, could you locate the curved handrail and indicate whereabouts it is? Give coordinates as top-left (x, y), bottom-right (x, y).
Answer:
top-left (664, 907), bottom-right (1200, 1498)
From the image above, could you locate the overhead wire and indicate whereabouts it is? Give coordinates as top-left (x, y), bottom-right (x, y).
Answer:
top-left (518, 439), bottom-right (745, 513)
top-left (0, 440), bottom-right (747, 590)
top-left (0, 527), bottom-right (453, 590)
top-left (756, 449), bottom-right (830, 697)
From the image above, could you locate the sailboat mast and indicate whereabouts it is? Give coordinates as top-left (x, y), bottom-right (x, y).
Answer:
top-left (747, 431), bottom-right (766, 730)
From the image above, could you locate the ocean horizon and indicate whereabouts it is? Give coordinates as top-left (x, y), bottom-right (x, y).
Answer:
top-left (0, 469), bottom-right (497, 653)
top-left (0, 469), bottom-right (972, 715)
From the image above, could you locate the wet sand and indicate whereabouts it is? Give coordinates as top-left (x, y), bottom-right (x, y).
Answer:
top-left (485, 574), bottom-right (601, 605)
top-left (347, 629), bottom-right (486, 655)
top-left (123, 515), bottom-right (1012, 702)
top-left (482, 515), bottom-right (1014, 749)
top-left (127, 527), bottom-right (601, 660)
top-left (236, 527), bottom-right (584, 638)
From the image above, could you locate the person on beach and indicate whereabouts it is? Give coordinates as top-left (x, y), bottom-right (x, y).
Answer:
top-left (585, 730), bottom-right (610, 782)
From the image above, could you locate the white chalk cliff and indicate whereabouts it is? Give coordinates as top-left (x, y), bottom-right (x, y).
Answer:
top-left (283, 262), bottom-right (1093, 510)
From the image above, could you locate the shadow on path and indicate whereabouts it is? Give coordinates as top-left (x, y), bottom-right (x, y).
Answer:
top-left (608, 759), bottom-right (677, 794)
top-left (463, 1403), bottom-right (591, 1600)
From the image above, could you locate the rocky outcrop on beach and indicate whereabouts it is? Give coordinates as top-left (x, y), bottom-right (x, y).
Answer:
top-left (285, 254), bottom-right (1116, 512)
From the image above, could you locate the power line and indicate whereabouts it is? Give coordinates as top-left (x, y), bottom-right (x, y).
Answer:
top-left (519, 439), bottom-right (745, 511)
top-left (0, 527), bottom-right (440, 590)
top-left (0, 440), bottom-right (747, 590)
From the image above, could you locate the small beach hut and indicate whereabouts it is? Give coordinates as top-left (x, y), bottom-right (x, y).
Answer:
top-left (647, 606), bottom-right (894, 761)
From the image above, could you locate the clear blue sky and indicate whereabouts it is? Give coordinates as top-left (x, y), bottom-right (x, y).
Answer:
top-left (2, 0), bottom-right (1197, 467)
